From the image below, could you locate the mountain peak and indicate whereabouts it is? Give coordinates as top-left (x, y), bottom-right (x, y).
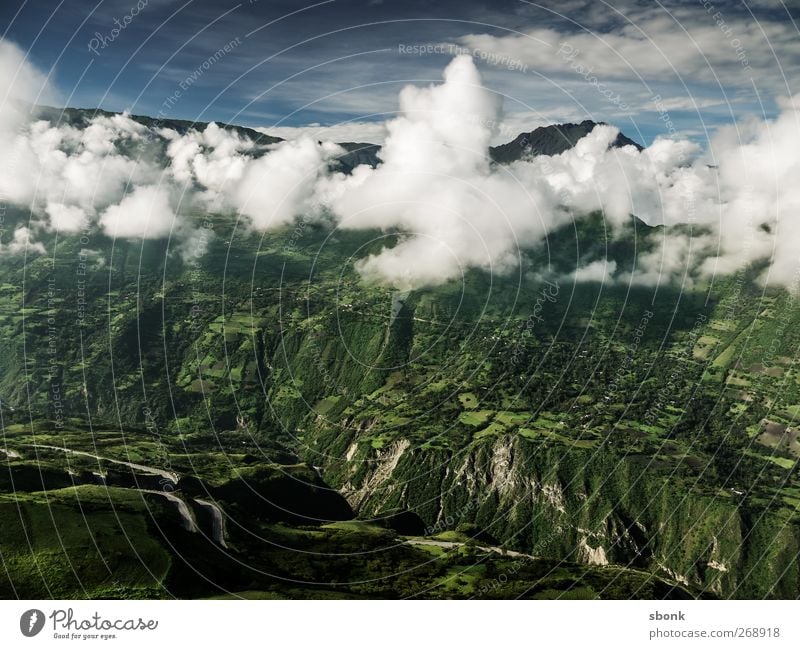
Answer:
top-left (490, 120), bottom-right (642, 163)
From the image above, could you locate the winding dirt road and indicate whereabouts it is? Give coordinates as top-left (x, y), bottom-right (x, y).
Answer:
top-left (23, 443), bottom-right (179, 483)
top-left (13, 443), bottom-right (229, 546)
top-left (406, 538), bottom-right (535, 560)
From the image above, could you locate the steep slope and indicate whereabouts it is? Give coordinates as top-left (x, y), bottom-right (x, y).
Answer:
top-left (0, 110), bottom-right (797, 599)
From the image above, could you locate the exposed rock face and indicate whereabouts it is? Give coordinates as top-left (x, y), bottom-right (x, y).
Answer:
top-left (579, 537), bottom-right (609, 566)
top-left (343, 439), bottom-right (410, 510)
top-left (317, 432), bottom-right (800, 598)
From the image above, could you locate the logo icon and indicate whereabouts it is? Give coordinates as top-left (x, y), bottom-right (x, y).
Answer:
top-left (20, 609), bottom-right (45, 637)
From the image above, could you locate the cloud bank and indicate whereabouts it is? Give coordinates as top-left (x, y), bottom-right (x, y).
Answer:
top-left (2, 38), bottom-right (800, 291)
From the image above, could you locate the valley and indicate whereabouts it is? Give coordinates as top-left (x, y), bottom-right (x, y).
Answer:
top-left (0, 113), bottom-right (798, 600)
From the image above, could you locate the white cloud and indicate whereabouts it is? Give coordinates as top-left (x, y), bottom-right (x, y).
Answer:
top-left (100, 185), bottom-right (176, 239)
top-left (1, 226), bottom-right (46, 256)
top-left (318, 55), bottom-right (549, 288)
top-left (3, 39), bottom-right (800, 291)
top-left (0, 115), bottom-right (162, 232)
top-left (570, 259), bottom-right (617, 283)
top-left (0, 39), bottom-right (53, 137)
top-left (318, 57), bottom-right (800, 289)
top-left (163, 123), bottom-right (342, 231)
top-left (258, 121), bottom-right (388, 145)
top-left (453, 13), bottom-right (799, 91)
top-left (446, 5), bottom-right (799, 120)
top-left (45, 203), bottom-right (90, 233)
top-left (232, 137), bottom-right (343, 230)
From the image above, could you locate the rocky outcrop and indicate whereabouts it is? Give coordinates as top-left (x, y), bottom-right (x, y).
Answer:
top-left (317, 432), bottom-right (800, 598)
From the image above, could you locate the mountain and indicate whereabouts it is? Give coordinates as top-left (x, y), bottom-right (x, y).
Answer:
top-left (332, 120), bottom-right (644, 170)
top-left (490, 119), bottom-right (643, 163)
top-left (0, 110), bottom-right (797, 600)
top-left (33, 104), bottom-right (283, 145)
top-left (29, 106), bottom-right (641, 170)
top-left (333, 142), bottom-right (382, 172)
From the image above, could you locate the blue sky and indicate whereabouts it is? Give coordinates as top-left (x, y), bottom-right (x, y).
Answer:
top-left (1, 0), bottom-right (798, 145)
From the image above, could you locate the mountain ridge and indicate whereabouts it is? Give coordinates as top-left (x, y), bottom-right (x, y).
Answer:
top-left (31, 105), bottom-right (642, 168)
top-left (489, 119), bottom-right (643, 163)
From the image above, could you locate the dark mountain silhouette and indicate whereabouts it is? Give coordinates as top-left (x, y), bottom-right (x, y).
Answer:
top-left (489, 119), bottom-right (643, 163)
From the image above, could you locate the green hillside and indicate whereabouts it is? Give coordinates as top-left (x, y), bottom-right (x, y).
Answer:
top-left (0, 117), bottom-right (798, 600)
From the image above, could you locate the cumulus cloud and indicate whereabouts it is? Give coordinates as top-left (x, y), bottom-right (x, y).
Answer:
top-left (162, 122), bottom-right (342, 229)
top-left (45, 203), bottom-right (90, 232)
top-left (0, 39), bottom-right (56, 256)
top-left (233, 138), bottom-right (342, 229)
top-left (309, 56), bottom-right (707, 288)
top-left (700, 95), bottom-right (800, 285)
top-left (314, 56), bottom-right (800, 289)
top-left (0, 113), bottom-right (162, 234)
top-left (163, 122), bottom-right (251, 201)
top-left (100, 185), bottom-right (175, 239)
top-left (0, 226), bottom-right (46, 256)
top-left (0, 39), bottom-right (52, 137)
top-left (569, 259), bottom-right (618, 284)
top-left (318, 55), bottom-right (560, 288)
